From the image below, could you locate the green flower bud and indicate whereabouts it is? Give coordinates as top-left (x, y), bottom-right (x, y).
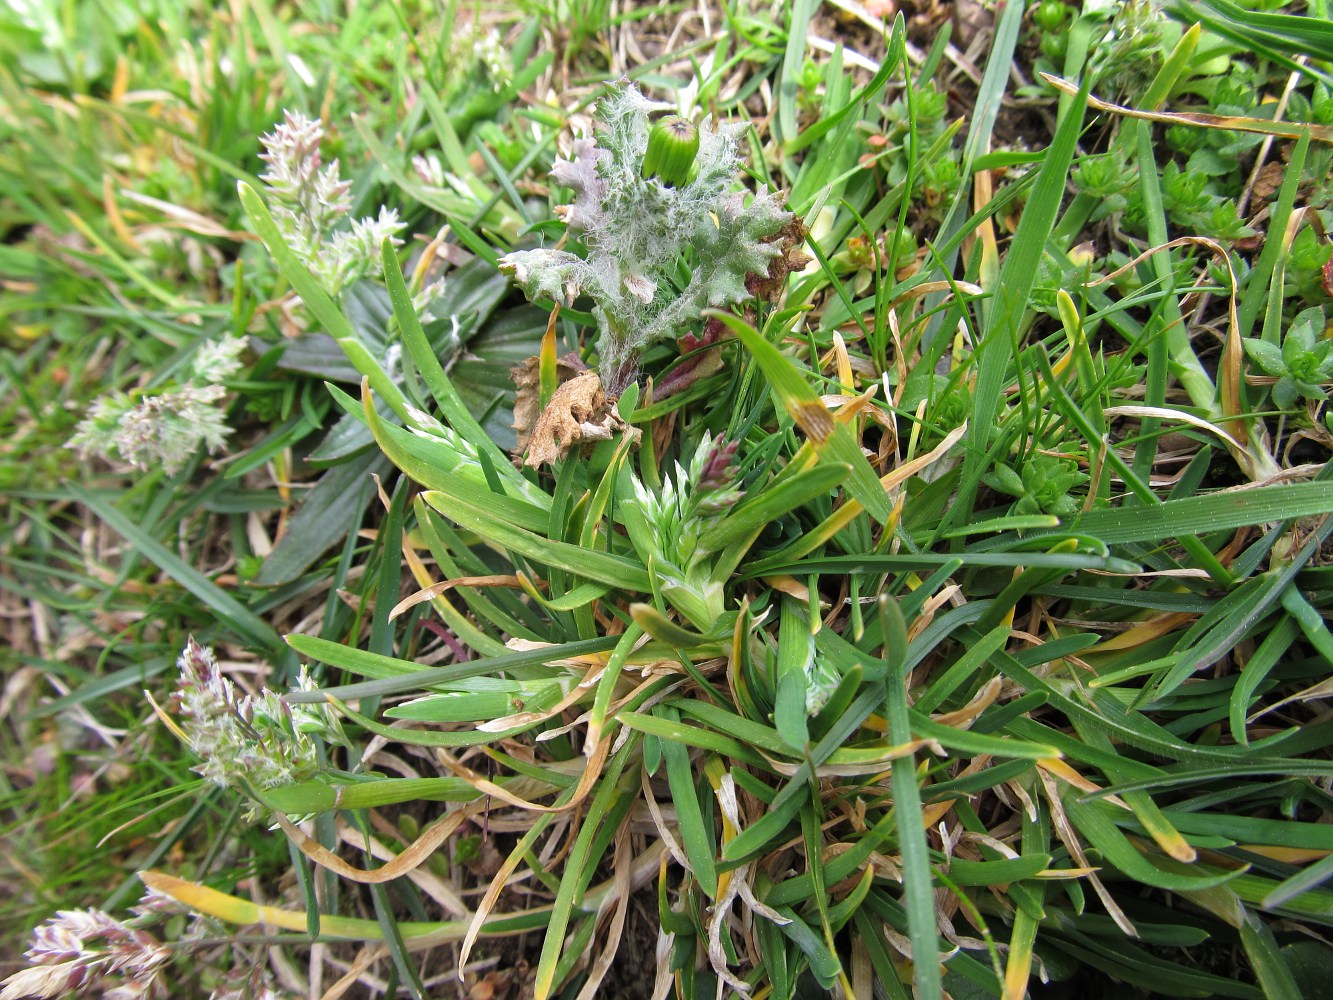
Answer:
top-left (641, 115), bottom-right (699, 187)
top-left (1034, 0), bottom-right (1070, 32)
top-left (1040, 32), bottom-right (1067, 63)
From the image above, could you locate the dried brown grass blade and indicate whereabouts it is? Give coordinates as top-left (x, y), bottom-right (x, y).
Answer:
top-left (1043, 73), bottom-right (1333, 143)
top-left (389, 574), bottom-right (527, 620)
top-left (320, 946), bottom-right (387, 1000)
top-left (574, 823), bottom-right (633, 1000)
top-left (276, 805), bottom-right (479, 883)
top-left (435, 736), bottom-right (611, 813)
top-left (1036, 769), bottom-right (1138, 939)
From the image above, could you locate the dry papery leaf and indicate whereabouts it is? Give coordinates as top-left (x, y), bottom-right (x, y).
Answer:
top-left (510, 351), bottom-right (588, 456)
top-left (521, 370), bottom-right (633, 468)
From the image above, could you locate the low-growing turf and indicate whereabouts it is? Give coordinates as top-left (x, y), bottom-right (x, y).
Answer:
top-left (3, 1), bottom-right (1333, 998)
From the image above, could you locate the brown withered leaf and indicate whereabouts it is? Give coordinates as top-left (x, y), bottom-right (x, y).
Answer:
top-left (510, 352), bottom-right (588, 458)
top-left (747, 216), bottom-right (812, 302)
top-left (467, 968), bottom-right (514, 1000)
top-left (1251, 160), bottom-right (1285, 204)
top-left (463, 835), bottom-right (504, 879)
top-left (523, 370), bottom-right (629, 467)
top-left (952, 0), bottom-right (992, 48)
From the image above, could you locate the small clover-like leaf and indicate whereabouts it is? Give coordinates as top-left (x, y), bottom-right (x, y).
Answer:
top-left (1283, 322), bottom-right (1317, 367)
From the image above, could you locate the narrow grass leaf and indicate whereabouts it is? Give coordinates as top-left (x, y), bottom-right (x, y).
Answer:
top-left (69, 486), bottom-right (282, 655)
top-left (421, 492), bottom-right (650, 592)
top-left (137, 870), bottom-right (552, 940)
top-left (1239, 911), bottom-right (1304, 1000)
top-left (660, 715), bottom-right (719, 897)
top-left (285, 633), bottom-right (619, 702)
top-left (774, 598), bottom-right (812, 749)
top-left (949, 73), bottom-right (1090, 530)
top-left (1060, 483), bottom-right (1333, 545)
top-left (617, 711), bottom-right (767, 767)
top-left (238, 182), bottom-right (415, 424)
top-left (1043, 74), bottom-right (1333, 140)
top-left (1063, 795), bottom-right (1242, 891)
top-left (720, 313), bottom-right (893, 523)
top-left (382, 237), bottom-right (516, 475)
top-left (532, 743), bottom-right (637, 1000)
top-left (886, 603), bottom-right (943, 999)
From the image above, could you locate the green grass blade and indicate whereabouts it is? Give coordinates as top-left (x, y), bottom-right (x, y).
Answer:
top-left (883, 598), bottom-right (941, 1000)
top-left (1059, 483), bottom-right (1333, 545)
top-left (69, 486), bottom-right (283, 655)
top-left (380, 237), bottom-right (517, 476)
top-left (1239, 910), bottom-right (1304, 1000)
top-left (721, 313), bottom-right (893, 523)
top-left (947, 74), bottom-right (1090, 532)
top-left (421, 491), bottom-right (651, 592)
top-left (285, 633), bottom-right (619, 702)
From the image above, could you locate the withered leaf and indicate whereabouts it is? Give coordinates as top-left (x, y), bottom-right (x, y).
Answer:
top-left (523, 370), bottom-right (627, 467)
top-left (510, 352), bottom-right (587, 458)
top-left (746, 216), bottom-right (812, 302)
